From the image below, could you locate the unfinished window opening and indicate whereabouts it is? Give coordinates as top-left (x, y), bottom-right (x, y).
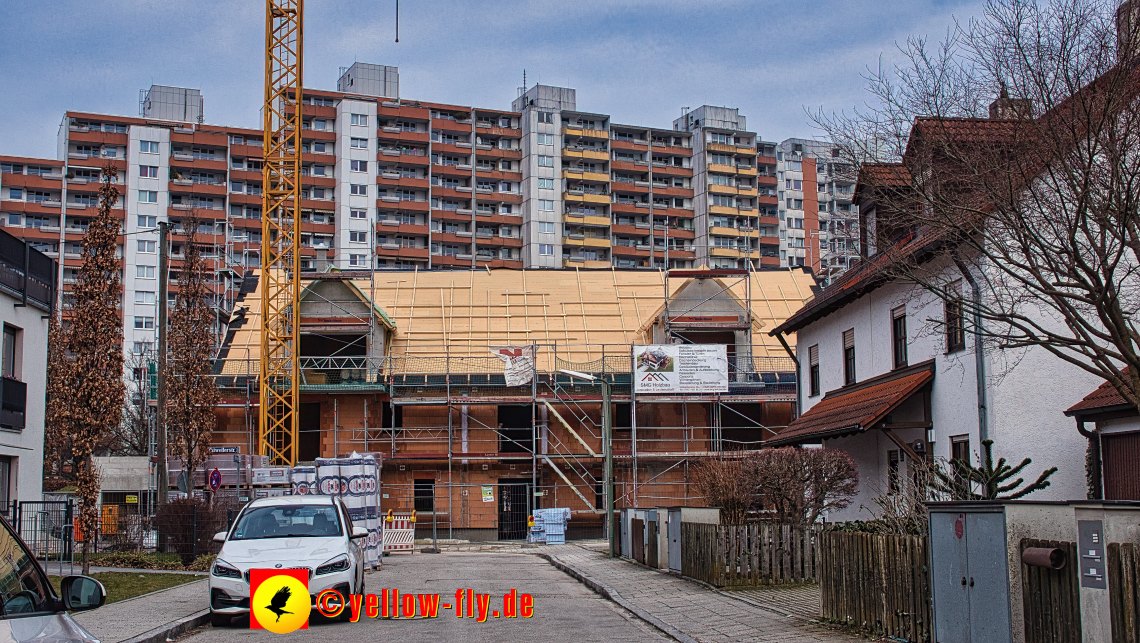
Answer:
top-left (497, 405), bottom-right (533, 453)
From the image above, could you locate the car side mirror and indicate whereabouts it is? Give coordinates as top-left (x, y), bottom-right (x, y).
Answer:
top-left (60, 576), bottom-right (106, 612)
top-left (351, 526), bottom-right (368, 539)
top-left (212, 531), bottom-right (227, 543)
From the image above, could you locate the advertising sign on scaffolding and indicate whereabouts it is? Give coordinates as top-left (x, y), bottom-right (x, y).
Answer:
top-left (490, 345), bottom-right (536, 387)
top-left (633, 344), bottom-right (729, 394)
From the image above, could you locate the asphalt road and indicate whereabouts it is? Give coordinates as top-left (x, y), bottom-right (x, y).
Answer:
top-left (187, 551), bottom-right (669, 642)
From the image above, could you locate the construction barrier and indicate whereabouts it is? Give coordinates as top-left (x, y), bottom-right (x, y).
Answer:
top-left (383, 511), bottom-right (415, 554)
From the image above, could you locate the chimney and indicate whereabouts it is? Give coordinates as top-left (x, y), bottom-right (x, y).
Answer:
top-left (988, 84), bottom-right (1033, 120)
top-left (315, 249), bottom-right (330, 272)
top-left (1118, 1), bottom-right (1140, 63)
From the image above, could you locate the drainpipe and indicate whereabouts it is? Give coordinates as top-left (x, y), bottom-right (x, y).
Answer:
top-left (953, 255), bottom-right (988, 443)
top-left (1075, 418), bottom-right (1102, 500)
top-left (774, 331), bottom-right (801, 419)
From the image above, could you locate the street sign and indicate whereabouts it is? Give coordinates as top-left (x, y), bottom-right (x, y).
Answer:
top-left (209, 446), bottom-right (240, 454)
top-left (209, 468), bottom-right (222, 491)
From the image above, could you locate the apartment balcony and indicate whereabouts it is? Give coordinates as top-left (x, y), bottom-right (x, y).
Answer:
top-left (709, 226), bottom-right (759, 238)
top-left (562, 148), bottom-right (609, 161)
top-left (562, 258), bottom-right (611, 269)
top-left (562, 126), bottom-right (609, 140)
top-left (562, 169), bottom-right (609, 183)
top-left (563, 191), bottom-right (610, 205)
top-left (562, 214), bottom-right (611, 228)
top-left (735, 165), bottom-right (757, 176)
top-left (707, 162), bottom-right (737, 175)
top-left (563, 236), bottom-right (611, 248)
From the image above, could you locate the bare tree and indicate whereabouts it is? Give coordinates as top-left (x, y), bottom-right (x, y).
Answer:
top-left (50, 167), bottom-right (126, 574)
top-left (813, 0), bottom-right (1140, 411)
top-left (112, 353), bottom-right (153, 456)
top-left (689, 457), bottom-right (759, 525)
top-left (164, 213), bottom-right (219, 489)
top-left (752, 448), bottom-right (859, 526)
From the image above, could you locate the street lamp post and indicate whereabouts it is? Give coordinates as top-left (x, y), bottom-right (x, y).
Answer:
top-left (559, 369), bottom-right (614, 558)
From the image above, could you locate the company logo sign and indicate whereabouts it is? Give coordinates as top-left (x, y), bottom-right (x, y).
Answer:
top-left (249, 569), bottom-right (311, 633)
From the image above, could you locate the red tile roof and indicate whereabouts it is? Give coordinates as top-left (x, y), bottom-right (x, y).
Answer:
top-left (772, 65), bottom-right (1140, 338)
top-left (1066, 370), bottom-right (1133, 415)
top-left (766, 367), bottom-right (934, 447)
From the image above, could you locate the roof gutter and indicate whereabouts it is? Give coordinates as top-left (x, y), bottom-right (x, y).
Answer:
top-left (1075, 418), bottom-right (1102, 500)
top-left (774, 331), bottom-right (801, 418)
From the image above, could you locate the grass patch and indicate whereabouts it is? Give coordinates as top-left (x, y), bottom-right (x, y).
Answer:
top-left (49, 572), bottom-right (204, 604)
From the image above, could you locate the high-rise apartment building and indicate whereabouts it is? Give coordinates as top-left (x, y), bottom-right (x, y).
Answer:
top-left (1, 63), bottom-right (862, 368)
top-left (776, 138), bottom-right (857, 285)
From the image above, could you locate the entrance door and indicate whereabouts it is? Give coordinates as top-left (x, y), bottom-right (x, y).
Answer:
top-left (668, 509), bottom-right (682, 572)
top-left (299, 403), bottom-right (322, 462)
top-left (497, 479), bottom-right (531, 540)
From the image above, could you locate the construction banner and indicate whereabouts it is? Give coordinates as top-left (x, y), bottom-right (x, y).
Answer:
top-left (634, 344), bottom-right (728, 393)
top-left (490, 345), bottom-right (536, 387)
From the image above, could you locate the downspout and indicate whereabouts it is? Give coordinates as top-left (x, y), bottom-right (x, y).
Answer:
top-left (774, 331), bottom-right (801, 418)
top-left (1075, 418), bottom-right (1102, 500)
top-left (953, 255), bottom-right (988, 443)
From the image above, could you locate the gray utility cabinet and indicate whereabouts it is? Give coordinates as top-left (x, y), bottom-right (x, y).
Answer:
top-left (930, 506), bottom-right (1012, 643)
top-left (668, 508), bottom-right (681, 572)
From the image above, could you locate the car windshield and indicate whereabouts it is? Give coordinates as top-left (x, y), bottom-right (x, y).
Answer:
top-left (231, 504), bottom-right (342, 540)
top-left (0, 519), bottom-right (53, 616)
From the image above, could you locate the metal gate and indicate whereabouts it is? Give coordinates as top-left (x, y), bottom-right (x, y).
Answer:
top-left (497, 481), bottom-right (531, 540)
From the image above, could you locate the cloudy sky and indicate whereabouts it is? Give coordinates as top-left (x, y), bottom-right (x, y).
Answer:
top-left (1, 0), bottom-right (985, 158)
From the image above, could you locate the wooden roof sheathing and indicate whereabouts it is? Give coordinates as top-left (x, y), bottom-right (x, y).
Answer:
top-left (218, 268), bottom-right (817, 368)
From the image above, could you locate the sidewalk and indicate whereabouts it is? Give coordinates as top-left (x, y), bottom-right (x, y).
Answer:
top-left (72, 578), bottom-right (208, 643)
top-left (542, 544), bottom-right (858, 643)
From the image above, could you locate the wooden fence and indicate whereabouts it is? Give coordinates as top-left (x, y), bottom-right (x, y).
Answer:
top-left (680, 522), bottom-right (820, 587)
top-left (1109, 542), bottom-right (1140, 643)
top-left (819, 531), bottom-right (931, 642)
top-left (1020, 538), bottom-right (1081, 643)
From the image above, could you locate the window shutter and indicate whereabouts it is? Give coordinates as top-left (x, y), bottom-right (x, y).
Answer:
top-left (843, 329), bottom-right (854, 349)
top-left (809, 345), bottom-right (819, 366)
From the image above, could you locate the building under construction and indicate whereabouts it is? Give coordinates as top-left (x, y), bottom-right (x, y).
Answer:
top-left (210, 266), bottom-right (815, 540)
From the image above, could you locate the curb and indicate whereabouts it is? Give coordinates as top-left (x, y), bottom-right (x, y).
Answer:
top-left (536, 552), bottom-right (698, 643)
top-left (118, 609), bottom-right (210, 643)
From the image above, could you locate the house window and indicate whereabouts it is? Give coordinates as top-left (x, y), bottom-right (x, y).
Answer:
top-left (136, 265), bottom-right (155, 279)
top-left (350, 160), bottom-right (367, 172)
top-left (537, 112), bottom-right (554, 124)
top-left (946, 295), bottom-right (966, 353)
top-left (951, 435), bottom-right (970, 465)
top-left (133, 317), bottom-right (155, 330)
top-left (349, 184), bottom-right (367, 196)
top-left (538, 222), bottom-right (555, 234)
top-left (137, 240), bottom-right (156, 253)
top-left (537, 133), bottom-right (554, 146)
top-left (538, 200), bottom-right (554, 211)
top-left (135, 291), bottom-right (156, 305)
top-left (842, 329), bottom-right (856, 385)
top-left (350, 113), bottom-right (368, 127)
top-left (413, 479), bottom-right (434, 512)
top-left (2, 326), bottom-right (18, 379)
top-left (538, 178), bottom-right (554, 190)
top-left (808, 344), bottom-right (819, 397)
top-left (539, 244), bottom-right (554, 256)
top-left (137, 215), bottom-right (157, 229)
top-left (892, 307), bottom-right (908, 369)
top-left (537, 155), bottom-right (554, 168)
top-left (888, 450), bottom-right (901, 494)
top-left (140, 141), bottom-right (159, 154)
top-left (349, 209), bottom-right (368, 220)
top-left (349, 231), bottom-right (367, 243)
top-left (349, 254), bottom-right (367, 267)
top-left (138, 190), bottom-right (158, 204)
top-left (350, 138), bottom-right (368, 149)
top-left (139, 165), bottom-right (158, 178)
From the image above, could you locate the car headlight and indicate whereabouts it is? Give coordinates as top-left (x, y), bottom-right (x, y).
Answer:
top-left (315, 554), bottom-right (350, 576)
top-left (212, 559), bottom-right (242, 579)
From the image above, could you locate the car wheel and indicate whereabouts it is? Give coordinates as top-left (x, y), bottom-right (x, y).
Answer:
top-left (210, 613), bottom-right (230, 628)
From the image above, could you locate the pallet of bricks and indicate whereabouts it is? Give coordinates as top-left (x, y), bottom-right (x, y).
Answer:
top-left (167, 454), bottom-right (271, 496)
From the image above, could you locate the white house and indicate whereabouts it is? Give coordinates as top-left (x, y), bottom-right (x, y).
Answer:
top-left (767, 119), bottom-right (1107, 523)
top-left (1065, 372), bottom-right (1140, 501)
top-left (0, 227), bottom-right (55, 506)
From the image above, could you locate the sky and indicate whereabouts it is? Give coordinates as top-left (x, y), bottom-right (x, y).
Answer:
top-left (0, 0), bottom-right (986, 159)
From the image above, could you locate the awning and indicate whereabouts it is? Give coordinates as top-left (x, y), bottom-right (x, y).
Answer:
top-left (766, 366), bottom-right (934, 447)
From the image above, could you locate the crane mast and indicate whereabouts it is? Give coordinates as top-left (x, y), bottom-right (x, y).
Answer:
top-left (260, 0), bottom-right (303, 465)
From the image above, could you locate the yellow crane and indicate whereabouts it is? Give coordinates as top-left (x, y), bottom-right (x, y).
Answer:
top-left (259, 0), bottom-right (303, 465)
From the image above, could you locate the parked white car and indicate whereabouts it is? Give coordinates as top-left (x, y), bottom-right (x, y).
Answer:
top-left (209, 496), bottom-right (367, 627)
top-left (0, 515), bottom-right (105, 642)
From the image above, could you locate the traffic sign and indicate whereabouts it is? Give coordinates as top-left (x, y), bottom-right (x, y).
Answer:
top-left (209, 468), bottom-right (222, 491)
